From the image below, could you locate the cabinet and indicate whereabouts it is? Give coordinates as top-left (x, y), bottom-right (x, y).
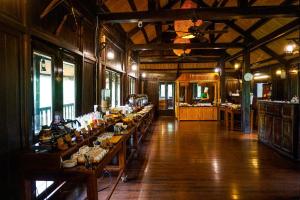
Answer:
top-left (258, 101), bottom-right (299, 160)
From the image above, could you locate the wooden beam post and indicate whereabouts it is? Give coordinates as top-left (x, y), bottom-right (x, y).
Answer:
top-left (220, 57), bottom-right (226, 103)
top-left (241, 47), bottom-right (251, 133)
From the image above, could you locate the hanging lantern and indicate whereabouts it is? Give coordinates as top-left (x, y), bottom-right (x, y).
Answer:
top-left (173, 38), bottom-right (191, 56)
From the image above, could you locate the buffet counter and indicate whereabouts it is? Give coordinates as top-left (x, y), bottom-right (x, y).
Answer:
top-left (20, 105), bottom-right (154, 200)
top-left (258, 100), bottom-right (300, 160)
top-left (177, 105), bottom-right (218, 121)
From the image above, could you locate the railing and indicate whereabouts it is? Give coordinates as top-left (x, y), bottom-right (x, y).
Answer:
top-left (34, 106), bottom-right (52, 133)
top-left (63, 103), bottom-right (75, 120)
top-left (39, 106), bottom-right (52, 127)
top-left (35, 103), bottom-right (75, 133)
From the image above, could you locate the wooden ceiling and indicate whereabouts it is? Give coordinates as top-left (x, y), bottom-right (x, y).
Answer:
top-left (99, 0), bottom-right (299, 73)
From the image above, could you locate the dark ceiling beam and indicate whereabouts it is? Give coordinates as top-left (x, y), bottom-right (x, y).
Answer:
top-left (140, 57), bottom-right (219, 63)
top-left (129, 42), bottom-right (244, 50)
top-left (194, 0), bottom-right (256, 43)
top-left (230, 0), bottom-right (296, 43)
top-left (140, 49), bottom-right (225, 56)
top-left (98, 5), bottom-right (133, 44)
top-left (140, 67), bottom-right (235, 71)
top-left (141, 28), bottom-right (150, 43)
top-left (251, 56), bottom-right (300, 71)
top-left (226, 21), bottom-right (289, 65)
top-left (97, 6), bottom-right (300, 23)
top-left (128, 0), bottom-right (150, 43)
top-left (127, 0), bottom-right (179, 37)
top-left (226, 18), bottom-right (300, 62)
top-left (238, 0), bottom-right (248, 8)
top-left (192, 0), bottom-right (211, 7)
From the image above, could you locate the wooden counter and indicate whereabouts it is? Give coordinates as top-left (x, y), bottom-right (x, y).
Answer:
top-left (177, 106), bottom-right (218, 121)
top-left (258, 101), bottom-right (300, 160)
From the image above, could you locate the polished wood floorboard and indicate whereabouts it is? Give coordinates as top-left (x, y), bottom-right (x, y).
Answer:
top-left (52, 117), bottom-right (300, 200)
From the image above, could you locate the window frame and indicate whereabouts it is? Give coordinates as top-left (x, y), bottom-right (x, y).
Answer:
top-left (105, 69), bottom-right (121, 107)
top-left (128, 76), bottom-right (136, 95)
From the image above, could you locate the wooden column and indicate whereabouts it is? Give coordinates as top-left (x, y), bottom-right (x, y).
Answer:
top-left (220, 58), bottom-right (226, 103)
top-left (241, 47), bottom-right (251, 133)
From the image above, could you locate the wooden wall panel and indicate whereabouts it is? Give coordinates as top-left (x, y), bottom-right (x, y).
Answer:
top-left (83, 21), bottom-right (95, 55)
top-left (144, 79), bottom-right (159, 113)
top-left (0, 0), bottom-right (22, 22)
top-left (82, 60), bottom-right (96, 113)
top-left (0, 28), bottom-right (22, 199)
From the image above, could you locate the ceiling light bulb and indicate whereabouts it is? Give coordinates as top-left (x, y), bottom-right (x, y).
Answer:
top-left (276, 69), bottom-right (282, 75)
top-left (182, 34), bottom-right (195, 39)
top-left (285, 42), bottom-right (296, 54)
top-left (132, 63), bottom-right (137, 71)
top-left (234, 63), bottom-right (240, 69)
top-left (107, 50), bottom-right (114, 60)
top-left (142, 73), bottom-right (146, 78)
top-left (214, 68), bottom-right (221, 73)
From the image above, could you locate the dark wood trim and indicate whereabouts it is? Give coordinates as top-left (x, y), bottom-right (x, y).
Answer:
top-left (98, 6), bottom-right (300, 23)
top-left (127, 0), bottom-right (179, 37)
top-left (130, 42), bottom-right (244, 50)
top-left (226, 21), bottom-right (289, 65)
top-left (140, 57), bottom-right (219, 63)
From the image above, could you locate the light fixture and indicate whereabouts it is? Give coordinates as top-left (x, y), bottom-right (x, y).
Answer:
top-left (214, 67), bottom-right (221, 73)
top-left (142, 73), bottom-right (146, 78)
top-left (276, 69), bottom-right (282, 76)
top-left (131, 63), bottom-right (137, 71)
top-left (284, 38), bottom-right (299, 55)
top-left (181, 34), bottom-right (195, 39)
top-left (234, 62), bottom-right (240, 70)
top-left (107, 49), bottom-right (114, 60)
top-left (41, 59), bottom-right (46, 72)
top-left (280, 69), bottom-right (286, 79)
top-left (289, 67), bottom-right (298, 74)
top-left (253, 74), bottom-right (270, 80)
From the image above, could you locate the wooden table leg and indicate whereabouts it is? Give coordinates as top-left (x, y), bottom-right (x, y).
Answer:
top-left (225, 110), bottom-right (228, 129)
top-left (250, 110), bottom-right (254, 132)
top-left (119, 140), bottom-right (127, 182)
top-left (87, 175), bottom-right (98, 200)
top-left (230, 111), bottom-right (234, 130)
top-left (133, 127), bottom-right (139, 152)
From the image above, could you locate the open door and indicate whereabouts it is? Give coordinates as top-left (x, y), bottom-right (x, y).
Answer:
top-left (159, 82), bottom-right (175, 116)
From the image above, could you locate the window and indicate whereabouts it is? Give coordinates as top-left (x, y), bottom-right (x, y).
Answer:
top-left (129, 77), bottom-right (136, 95)
top-left (168, 84), bottom-right (173, 98)
top-left (257, 83), bottom-right (263, 98)
top-left (197, 85), bottom-right (202, 98)
top-left (33, 49), bottom-right (78, 135)
top-left (33, 52), bottom-right (53, 134)
top-left (160, 84), bottom-right (165, 98)
top-left (105, 70), bottom-right (121, 107)
top-left (63, 61), bottom-right (76, 120)
top-left (193, 84), bottom-right (202, 99)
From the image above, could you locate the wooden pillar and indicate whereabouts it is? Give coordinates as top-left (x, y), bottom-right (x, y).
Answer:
top-left (220, 58), bottom-right (226, 103)
top-left (241, 47), bottom-right (251, 133)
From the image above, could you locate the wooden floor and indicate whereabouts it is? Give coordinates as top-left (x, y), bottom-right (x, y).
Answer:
top-left (52, 117), bottom-right (300, 200)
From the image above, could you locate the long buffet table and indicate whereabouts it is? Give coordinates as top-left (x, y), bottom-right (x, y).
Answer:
top-left (258, 101), bottom-right (300, 160)
top-left (20, 105), bottom-right (154, 200)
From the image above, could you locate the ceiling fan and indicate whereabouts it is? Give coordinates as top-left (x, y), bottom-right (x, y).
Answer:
top-left (167, 21), bottom-right (228, 41)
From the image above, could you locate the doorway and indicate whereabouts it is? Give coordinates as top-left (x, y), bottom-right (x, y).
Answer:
top-left (159, 82), bottom-right (175, 116)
